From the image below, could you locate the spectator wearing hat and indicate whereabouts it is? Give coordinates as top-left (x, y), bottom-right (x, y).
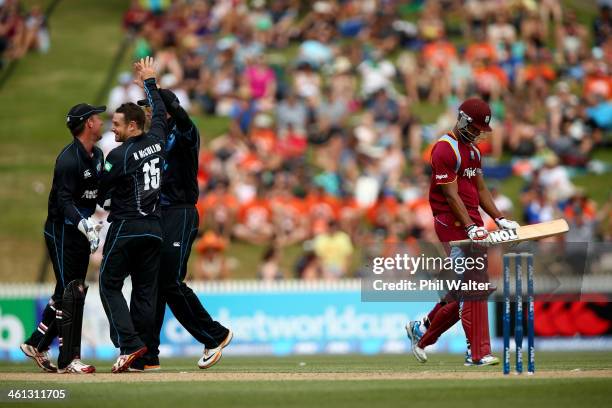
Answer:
top-left (193, 231), bottom-right (234, 281)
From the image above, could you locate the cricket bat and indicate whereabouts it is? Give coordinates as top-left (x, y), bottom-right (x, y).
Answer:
top-left (450, 219), bottom-right (569, 246)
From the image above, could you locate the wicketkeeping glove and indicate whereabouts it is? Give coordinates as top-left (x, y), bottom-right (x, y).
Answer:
top-left (494, 217), bottom-right (520, 230)
top-left (466, 223), bottom-right (489, 243)
top-left (77, 218), bottom-right (103, 253)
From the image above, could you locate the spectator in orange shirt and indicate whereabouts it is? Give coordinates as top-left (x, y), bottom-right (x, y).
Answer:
top-left (198, 179), bottom-right (239, 239)
top-left (233, 189), bottom-right (274, 245)
top-left (520, 52), bottom-right (557, 102)
top-left (473, 58), bottom-right (508, 99)
top-left (583, 62), bottom-right (612, 104)
top-left (422, 35), bottom-right (457, 71)
top-left (405, 196), bottom-right (434, 236)
top-left (339, 196), bottom-right (362, 242)
top-left (250, 113), bottom-right (279, 167)
top-left (193, 231), bottom-right (233, 281)
top-left (305, 185), bottom-right (341, 234)
top-left (367, 192), bottom-right (399, 232)
top-left (269, 187), bottom-right (309, 246)
top-left (564, 191), bottom-right (597, 222)
top-left (466, 29), bottom-right (497, 63)
top-left (275, 123), bottom-right (308, 163)
top-left (421, 37), bottom-right (455, 103)
top-left (238, 144), bottom-right (265, 174)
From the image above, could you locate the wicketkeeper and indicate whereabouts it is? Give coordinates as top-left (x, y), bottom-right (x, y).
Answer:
top-left (20, 103), bottom-right (105, 374)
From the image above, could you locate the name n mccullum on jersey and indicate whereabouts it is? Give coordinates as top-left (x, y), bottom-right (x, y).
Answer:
top-left (98, 78), bottom-right (167, 222)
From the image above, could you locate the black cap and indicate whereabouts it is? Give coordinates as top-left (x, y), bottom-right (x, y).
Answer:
top-left (137, 98), bottom-right (149, 107)
top-left (66, 103), bottom-right (106, 130)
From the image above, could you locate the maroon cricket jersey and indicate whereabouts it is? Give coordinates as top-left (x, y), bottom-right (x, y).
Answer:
top-left (428, 131), bottom-right (483, 228)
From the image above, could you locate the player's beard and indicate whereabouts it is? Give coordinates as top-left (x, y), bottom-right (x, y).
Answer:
top-left (457, 126), bottom-right (485, 144)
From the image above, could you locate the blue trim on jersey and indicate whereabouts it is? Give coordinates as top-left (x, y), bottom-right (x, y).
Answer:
top-left (99, 220), bottom-right (125, 347)
top-left (473, 145), bottom-right (481, 161)
top-left (56, 141), bottom-right (75, 163)
top-left (143, 84), bottom-right (154, 109)
top-left (124, 143), bottom-right (135, 175)
top-left (60, 224), bottom-right (65, 287)
top-left (66, 206), bottom-right (94, 225)
top-left (160, 193), bottom-right (171, 206)
top-left (73, 206), bottom-right (84, 219)
top-left (166, 128), bottom-right (177, 152)
top-left (439, 135), bottom-right (461, 173)
top-left (51, 224), bottom-right (64, 286)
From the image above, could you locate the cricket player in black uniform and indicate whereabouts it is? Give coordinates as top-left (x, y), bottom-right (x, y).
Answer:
top-left (20, 103), bottom-right (105, 374)
top-left (98, 57), bottom-right (167, 373)
top-left (129, 86), bottom-right (231, 372)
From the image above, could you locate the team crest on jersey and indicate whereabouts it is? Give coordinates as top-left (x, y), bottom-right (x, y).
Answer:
top-left (104, 162), bottom-right (113, 172)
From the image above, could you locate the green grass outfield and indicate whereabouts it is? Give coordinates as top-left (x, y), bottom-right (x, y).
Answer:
top-left (1, 353), bottom-right (611, 407)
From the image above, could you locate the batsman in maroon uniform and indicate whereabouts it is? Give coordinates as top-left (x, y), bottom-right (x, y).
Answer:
top-left (406, 98), bottom-right (519, 366)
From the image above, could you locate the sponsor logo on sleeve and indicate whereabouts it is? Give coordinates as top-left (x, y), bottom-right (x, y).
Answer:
top-left (435, 174), bottom-right (448, 180)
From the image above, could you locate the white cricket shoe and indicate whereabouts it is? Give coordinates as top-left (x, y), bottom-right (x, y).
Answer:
top-left (20, 343), bottom-right (57, 373)
top-left (111, 346), bottom-right (147, 373)
top-left (58, 358), bottom-right (96, 374)
top-left (471, 355), bottom-right (500, 366)
top-left (412, 344), bottom-right (428, 363)
top-left (464, 349), bottom-right (473, 366)
top-left (198, 329), bottom-right (233, 369)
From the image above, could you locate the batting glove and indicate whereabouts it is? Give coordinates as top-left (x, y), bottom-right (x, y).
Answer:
top-left (77, 218), bottom-right (103, 253)
top-left (466, 223), bottom-right (489, 242)
top-left (494, 217), bottom-right (520, 230)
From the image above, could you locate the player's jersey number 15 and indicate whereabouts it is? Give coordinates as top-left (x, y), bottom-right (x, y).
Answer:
top-left (143, 157), bottom-right (161, 191)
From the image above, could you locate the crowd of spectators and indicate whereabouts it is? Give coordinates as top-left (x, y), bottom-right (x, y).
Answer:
top-left (0, 1), bottom-right (49, 68)
top-left (104, 0), bottom-right (612, 281)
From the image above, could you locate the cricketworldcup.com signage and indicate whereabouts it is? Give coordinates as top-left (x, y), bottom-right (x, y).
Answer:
top-left (160, 286), bottom-right (472, 356)
top-left (0, 281), bottom-right (476, 360)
